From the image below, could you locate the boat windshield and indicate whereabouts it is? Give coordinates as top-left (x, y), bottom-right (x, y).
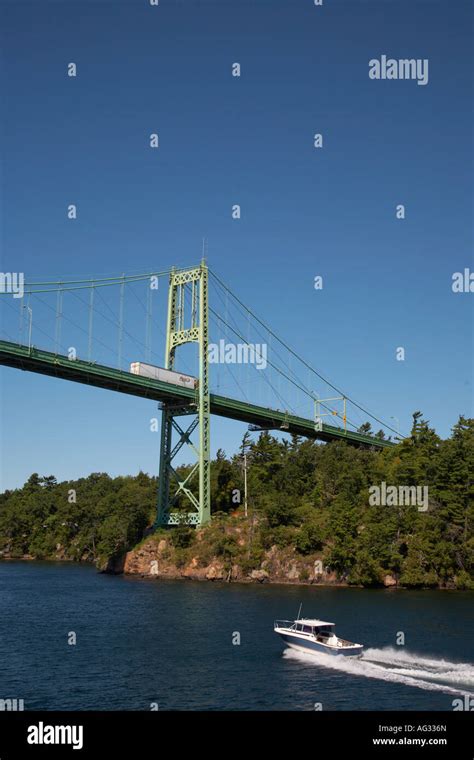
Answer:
top-left (315, 627), bottom-right (334, 637)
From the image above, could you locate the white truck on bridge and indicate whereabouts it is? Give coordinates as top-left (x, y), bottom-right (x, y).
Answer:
top-left (129, 362), bottom-right (197, 390)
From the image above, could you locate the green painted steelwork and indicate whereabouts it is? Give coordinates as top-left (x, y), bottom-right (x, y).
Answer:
top-left (0, 338), bottom-right (394, 450)
top-left (156, 262), bottom-right (211, 527)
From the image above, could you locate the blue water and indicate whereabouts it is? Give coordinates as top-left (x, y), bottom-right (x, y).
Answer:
top-left (1, 561), bottom-right (473, 711)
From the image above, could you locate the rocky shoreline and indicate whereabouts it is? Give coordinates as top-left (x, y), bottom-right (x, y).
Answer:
top-left (105, 535), bottom-right (401, 588)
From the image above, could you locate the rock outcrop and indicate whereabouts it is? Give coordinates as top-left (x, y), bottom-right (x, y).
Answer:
top-left (117, 536), bottom-right (348, 586)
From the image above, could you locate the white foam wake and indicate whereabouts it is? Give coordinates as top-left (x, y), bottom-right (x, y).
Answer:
top-left (283, 646), bottom-right (474, 697)
top-left (363, 647), bottom-right (474, 687)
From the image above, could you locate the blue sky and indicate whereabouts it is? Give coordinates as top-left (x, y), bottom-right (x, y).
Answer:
top-left (0, 0), bottom-right (472, 491)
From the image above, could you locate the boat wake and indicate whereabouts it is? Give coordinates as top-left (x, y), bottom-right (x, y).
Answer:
top-left (283, 646), bottom-right (474, 697)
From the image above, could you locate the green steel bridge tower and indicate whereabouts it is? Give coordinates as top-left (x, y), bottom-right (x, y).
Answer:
top-left (155, 261), bottom-right (211, 527)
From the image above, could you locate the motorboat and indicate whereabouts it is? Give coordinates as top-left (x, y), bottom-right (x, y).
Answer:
top-left (274, 617), bottom-right (363, 657)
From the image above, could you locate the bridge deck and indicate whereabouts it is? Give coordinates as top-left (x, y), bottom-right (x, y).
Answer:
top-left (0, 340), bottom-right (393, 449)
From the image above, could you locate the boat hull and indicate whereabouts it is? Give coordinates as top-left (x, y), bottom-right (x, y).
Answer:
top-left (277, 631), bottom-right (363, 657)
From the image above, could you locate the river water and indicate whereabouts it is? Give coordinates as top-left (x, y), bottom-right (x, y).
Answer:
top-left (1, 561), bottom-right (473, 711)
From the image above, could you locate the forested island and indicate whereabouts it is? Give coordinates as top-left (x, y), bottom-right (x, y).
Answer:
top-left (1, 413), bottom-right (472, 589)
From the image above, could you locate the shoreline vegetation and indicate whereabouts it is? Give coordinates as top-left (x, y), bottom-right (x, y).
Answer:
top-left (1, 414), bottom-right (473, 590)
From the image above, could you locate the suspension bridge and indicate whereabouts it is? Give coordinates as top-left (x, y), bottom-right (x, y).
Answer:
top-left (0, 261), bottom-right (398, 527)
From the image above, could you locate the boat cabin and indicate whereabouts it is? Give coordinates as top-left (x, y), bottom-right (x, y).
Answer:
top-left (292, 618), bottom-right (339, 643)
top-left (294, 618), bottom-right (334, 633)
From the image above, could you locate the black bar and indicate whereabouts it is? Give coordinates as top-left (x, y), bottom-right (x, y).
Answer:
top-left (0, 711), bottom-right (472, 758)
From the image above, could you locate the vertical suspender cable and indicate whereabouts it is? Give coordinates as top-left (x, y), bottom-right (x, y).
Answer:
top-left (88, 282), bottom-right (95, 363)
top-left (19, 294), bottom-right (24, 345)
top-left (27, 294), bottom-right (32, 352)
top-left (55, 283), bottom-right (63, 354)
top-left (118, 274), bottom-right (125, 369)
top-left (247, 310), bottom-right (250, 403)
top-left (145, 280), bottom-right (152, 364)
